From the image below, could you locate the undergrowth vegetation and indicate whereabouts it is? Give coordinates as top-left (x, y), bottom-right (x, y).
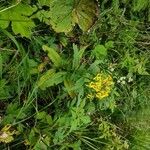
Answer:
top-left (0, 0), bottom-right (150, 149)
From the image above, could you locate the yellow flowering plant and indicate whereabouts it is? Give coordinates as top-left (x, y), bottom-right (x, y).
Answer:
top-left (87, 73), bottom-right (114, 100)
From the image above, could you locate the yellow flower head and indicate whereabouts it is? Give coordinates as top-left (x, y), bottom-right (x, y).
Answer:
top-left (0, 124), bottom-right (19, 143)
top-left (87, 73), bottom-right (113, 100)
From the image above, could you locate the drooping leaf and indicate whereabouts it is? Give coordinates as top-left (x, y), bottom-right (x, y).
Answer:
top-left (37, 69), bottom-right (55, 89)
top-left (48, 0), bottom-right (98, 33)
top-left (38, 69), bottom-right (66, 90)
top-left (0, 3), bottom-right (36, 37)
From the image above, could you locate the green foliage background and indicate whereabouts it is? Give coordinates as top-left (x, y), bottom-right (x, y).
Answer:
top-left (0, 0), bottom-right (150, 149)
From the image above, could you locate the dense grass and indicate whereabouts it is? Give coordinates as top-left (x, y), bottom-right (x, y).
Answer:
top-left (0, 0), bottom-right (150, 149)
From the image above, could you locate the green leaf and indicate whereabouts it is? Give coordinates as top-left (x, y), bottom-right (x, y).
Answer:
top-left (92, 45), bottom-right (107, 59)
top-left (46, 115), bottom-right (53, 125)
top-left (133, 0), bottom-right (149, 11)
top-left (105, 41), bottom-right (114, 49)
top-left (3, 103), bottom-right (27, 124)
top-left (36, 111), bottom-right (47, 120)
top-left (48, 0), bottom-right (74, 33)
top-left (72, 44), bottom-right (85, 70)
top-left (48, 0), bottom-right (98, 33)
top-left (38, 0), bottom-right (51, 7)
top-left (29, 128), bottom-right (39, 146)
top-left (72, 0), bottom-right (98, 32)
top-left (0, 79), bottom-right (10, 100)
top-left (70, 119), bottom-right (78, 131)
top-left (42, 45), bottom-right (63, 68)
top-left (38, 70), bottom-right (66, 90)
top-left (0, 3), bottom-right (36, 37)
top-left (0, 53), bottom-right (2, 79)
top-left (36, 111), bottom-right (52, 125)
top-left (86, 102), bottom-right (95, 114)
top-left (37, 69), bottom-right (55, 89)
top-left (64, 79), bottom-right (76, 98)
top-left (69, 141), bottom-right (82, 150)
top-left (82, 116), bottom-right (91, 124)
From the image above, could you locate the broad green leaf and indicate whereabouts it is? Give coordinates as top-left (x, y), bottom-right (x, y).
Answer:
top-left (49, 0), bottom-right (74, 33)
top-left (34, 141), bottom-right (48, 150)
top-left (92, 45), bottom-right (107, 59)
top-left (42, 45), bottom-right (62, 68)
top-left (46, 115), bottom-right (53, 125)
top-left (48, 0), bottom-right (98, 33)
top-left (37, 69), bottom-right (55, 89)
top-left (0, 3), bottom-right (36, 37)
top-left (72, 0), bottom-right (98, 32)
top-left (34, 9), bottom-right (50, 24)
top-left (0, 20), bottom-right (9, 29)
top-left (38, 70), bottom-right (66, 90)
top-left (36, 111), bottom-right (52, 125)
top-left (105, 41), bottom-right (114, 49)
top-left (36, 111), bottom-right (47, 120)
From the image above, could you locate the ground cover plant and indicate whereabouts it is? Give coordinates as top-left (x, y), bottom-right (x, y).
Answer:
top-left (0, 0), bottom-right (150, 149)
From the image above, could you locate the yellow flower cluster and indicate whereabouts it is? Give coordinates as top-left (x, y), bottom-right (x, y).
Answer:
top-left (87, 73), bottom-right (113, 100)
top-left (0, 124), bottom-right (18, 143)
